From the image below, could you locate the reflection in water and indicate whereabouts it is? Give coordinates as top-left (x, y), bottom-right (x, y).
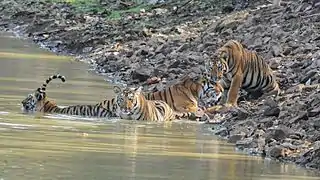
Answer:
top-left (0, 31), bottom-right (319, 180)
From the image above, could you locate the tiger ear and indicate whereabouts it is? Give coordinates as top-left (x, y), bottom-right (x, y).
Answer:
top-left (113, 86), bottom-right (122, 94)
top-left (135, 86), bottom-right (143, 94)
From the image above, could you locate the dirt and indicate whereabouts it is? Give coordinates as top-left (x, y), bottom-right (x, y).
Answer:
top-left (0, 0), bottom-right (319, 171)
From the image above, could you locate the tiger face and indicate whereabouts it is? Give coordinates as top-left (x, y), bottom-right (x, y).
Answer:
top-left (21, 89), bottom-right (44, 113)
top-left (199, 81), bottom-right (224, 107)
top-left (21, 93), bottom-right (37, 113)
top-left (210, 46), bottom-right (231, 81)
top-left (210, 59), bottom-right (228, 83)
top-left (113, 86), bottom-right (142, 116)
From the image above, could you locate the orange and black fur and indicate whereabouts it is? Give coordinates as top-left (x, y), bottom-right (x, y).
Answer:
top-left (210, 40), bottom-right (280, 107)
top-left (144, 74), bottom-right (222, 113)
top-left (113, 86), bottom-right (197, 122)
top-left (21, 74), bottom-right (117, 118)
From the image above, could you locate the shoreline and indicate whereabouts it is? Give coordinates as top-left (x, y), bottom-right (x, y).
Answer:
top-left (1, 0), bottom-right (319, 171)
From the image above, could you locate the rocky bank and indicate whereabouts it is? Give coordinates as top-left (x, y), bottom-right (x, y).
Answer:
top-left (0, 0), bottom-right (319, 171)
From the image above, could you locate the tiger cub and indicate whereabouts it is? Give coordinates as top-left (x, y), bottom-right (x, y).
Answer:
top-left (21, 74), bottom-right (117, 118)
top-left (113, 86), bottom-right (202, 122)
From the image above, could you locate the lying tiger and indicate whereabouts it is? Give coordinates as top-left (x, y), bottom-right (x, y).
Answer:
top-left (96, 74), bottom-right (223, 120)
top-left (209, 40), bottom-right (281, 110)
top-left (113, 85), bottom-right (200, 122)
top-left (144, 74), bottom-right (223, 113)
top-left (21, 74), bottom-right (118, 118)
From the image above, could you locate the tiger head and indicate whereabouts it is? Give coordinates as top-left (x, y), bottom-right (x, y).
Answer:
top-left (113, 85), bottom-right (143, 116)
top-left (21, 88), bottom-right (47, 113)
top-left (209, 40), bottom-right (242, 82)
top-left (21, 74), bottom-right (65, 113)
top-left (199, 80), bottom-right (224, 107)
top-left (210, 59), bottom-right (228, 83)
top-left (191, 73), bottom-right (224, 108)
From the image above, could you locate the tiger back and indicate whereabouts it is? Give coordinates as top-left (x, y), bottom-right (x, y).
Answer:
top-left (21, 74), bottom-right (117, 118)
top-left (144, 74), bottom-right (222, 113)
top-left (211, 40), bottom-right (280, 107)
top-left (113, 86), bottom-right (195, 122)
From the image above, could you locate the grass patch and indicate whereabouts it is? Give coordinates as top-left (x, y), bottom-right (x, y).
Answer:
top-left (108, 4), bottom-right (151, 19)
top-left (50, 0), bottom-right (153, 19)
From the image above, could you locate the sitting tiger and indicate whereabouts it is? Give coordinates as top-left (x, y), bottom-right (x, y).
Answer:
top-left (209, 40), bottom-right (281, 108)
top-left (21, 74), bottom-right (118, 118)
top-left (113, 85), bottom-right (201, 122)
top-left (144, 74), bottom-right (223, 114)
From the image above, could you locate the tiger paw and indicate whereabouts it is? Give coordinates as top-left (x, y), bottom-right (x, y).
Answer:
top-left (198, 113), bottom-right (210, 122)
top-left (220, 103), bottom-right (239, 113)
top-left (191, 110), bottom-right (211, 122)
top-left (204, 105), bottom-right (224, 114)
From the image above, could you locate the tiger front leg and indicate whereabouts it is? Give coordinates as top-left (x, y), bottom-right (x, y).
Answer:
top-left (182, 103), bottom-right (198, 113)
top-left (226, 74), bottom-right (243, 107)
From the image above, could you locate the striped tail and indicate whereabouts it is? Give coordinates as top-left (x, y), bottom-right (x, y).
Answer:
top-left (35, 74), bottom-right (66, 100)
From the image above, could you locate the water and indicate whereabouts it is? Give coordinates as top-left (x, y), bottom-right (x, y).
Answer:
top-left (0, 31), bottom-right (319, 180)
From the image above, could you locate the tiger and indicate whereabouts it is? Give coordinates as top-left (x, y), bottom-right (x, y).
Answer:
top-left (144, 74), bottom-right (223, 114)
top-left (113, 85), bottom-right (199, 122)
top-left (209, 40), bottom-right (281, 108)
top-left (21, 74), bottom-right (118, 118)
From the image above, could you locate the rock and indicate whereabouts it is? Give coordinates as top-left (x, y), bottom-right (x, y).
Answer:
top-left (266, 127), bottom-right (291, 141)
top-left (168, 60), bottom-right (180, 69)
top-left (308, 107), bottom-right (320, 117)
top-left (234, 108), bottom-right (250, 120)
top-left (213, 126), bottom-right (229, 137)
top-left (236, 137), bottom-right (254, 150)
top-left (259, 117), bottom-right (275, 128)
top-left (300, 70), bottom-right (318, 84)
top-left (131, 68), bottom-right (152, 82)
top-left (263, 106), bottom-right (280, 117)
top-left (313, 119), bottom-right (320, 129)
top-left (269, 57), bottom-right (281, 70)
top-left (271, 42), bottom-right (283, 57)
top-left (267, 146), bottom-right (285, 158)
top-left (313, 141), bottom-right (320, 149)
top-left (281, 142), bottom-right (299, 150)
top-left (228, 133), bottom-right (245, 143)
top-left (289, 111), bottom-right (308, 124)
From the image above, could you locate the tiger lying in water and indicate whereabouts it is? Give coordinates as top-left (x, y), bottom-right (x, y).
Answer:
top-left (113, 85), bottom-right (205, 122)
top-left (21, 74), bottom-right (118, 118)
top-left (144, 74), bottom-right (223, 113)
top-left (95, 74), bottom-right (223, 120)
top-left (209, 40), bottom-right (281, 108)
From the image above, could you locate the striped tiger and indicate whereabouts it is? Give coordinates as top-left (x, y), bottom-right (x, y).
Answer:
top-left (21, 74), bottom-right (117, 118)
top-left (210, 40), bottom-right (281, 107)
top-left (144, 74), bottom-right (222, 113)
top-left (113, 86), bottom-right (201, 122)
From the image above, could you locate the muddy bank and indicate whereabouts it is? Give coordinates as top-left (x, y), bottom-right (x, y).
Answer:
top-left (0, 0), bottom-right (320, 171)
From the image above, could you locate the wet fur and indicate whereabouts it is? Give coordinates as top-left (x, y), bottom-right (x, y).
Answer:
top-left (144, 75), bottom-right (222, 113)
top-left (114, 86), bottom-right (194, 122)
top-left (21, 74), bottom-right (117, 118)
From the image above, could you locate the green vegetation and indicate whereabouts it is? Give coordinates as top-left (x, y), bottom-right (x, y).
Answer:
top-left (50, 0), bottom-right (153, 19)
top-left (108, 4), bottom-right (151, 19)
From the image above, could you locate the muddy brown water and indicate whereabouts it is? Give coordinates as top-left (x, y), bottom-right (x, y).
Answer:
top-left (0, 31), bottom-right (319, 180)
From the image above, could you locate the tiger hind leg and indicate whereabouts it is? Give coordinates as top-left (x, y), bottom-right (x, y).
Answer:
top-left (174, 110), bottom-right (210, 122)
